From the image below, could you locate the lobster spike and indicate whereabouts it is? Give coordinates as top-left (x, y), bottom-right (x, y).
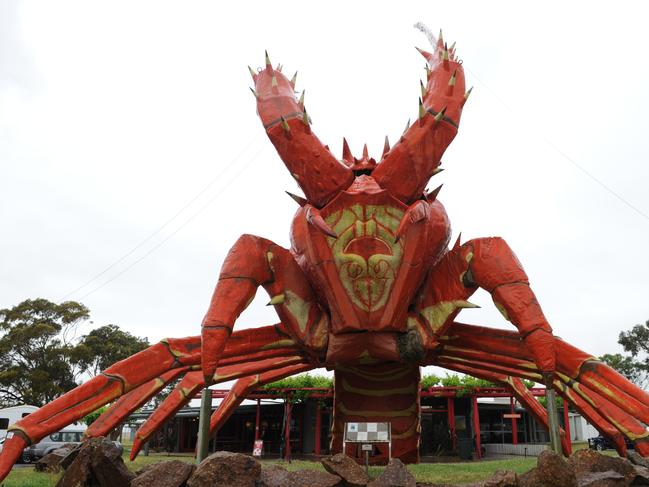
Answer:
top-left (302, 108), bottom-right (310, 129)
top-left (432, 167), bottom-right (444, 176)
top-left (280, 116), bottom-right (290, 133)
top-left (342, 138), bottom-right (353, 162)
top-left (267, 294), bottom-right (286, 306)
top-left (403, 118), bottom-right (411, 135)
top-left (249, 87), bottom-right (259, 99)
top-left (448, 70), bottom-right (457, 87)
top-left (463, 86), bottom-right (474, 106)
top-left (457, 300), bottom-right (480, 309)
top-left (298, 90), bottom-right (305, 107)
top-left (420, 79), bottom-right (426, 98)
top-left (428, 184), bottom-right (443, 202)
top-left (271, 74), bottom-right (278, 89)
top-left (362, 143), bottom-right (369, 159)
top-left (382, 136), bottom-right (390, 158)
top-left (450, 41), bottom-right (456, 51)
top-left (276, 63), bottom-right (283, 72)
top-left (290, 71), bottom-right (298, 88)
top-left (438, 29), bottom-right (444, 47)
top-left (418, 98), bottom-right (426, 120)
top-left (265, 50), bottom-right (272, 68)
top-left (434, 107), bottom-right (447, 122)
top-left (415, 46), bottom-right (433, 64)
top-left (248, 66), bottom-right (257, 80)
top-left (443, 44), bottom-right (450, 70)
top-left (286, 191), bottom-right (307, 207)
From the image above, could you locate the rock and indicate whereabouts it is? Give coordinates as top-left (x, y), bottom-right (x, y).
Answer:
top-left (577, 470), bottom-right (626, 487)
top-left (632, 464), bottom-right (649, 485)
top-left (321, 453), bottom-right (369, 487)
top-left (36, 444), bottom-right (78, 473)
top-left (55, 437), bottom-right (133, 487)
top-left (132, 460), bottom-right (195, 487)
top-left (59, 443), bottom-right (82, 470)
top-left (187, 451), bottom-right (261, 487)
top-left (367, 459), bottom-right (416, 487)
top-left (629, 452), bottom-right (649, 470)
top-left (259, 465), bottom-right (291, 487)
top-left (519, 450), bottom-right (576, 487)
top-left (480, 470), bottom-right (519, 487)
top-left (89, 438), bottom-right (133, 487)
top-left (568, 449), bottom-right (635, 484)
top-left (284, 469), bottom-right (343, 487)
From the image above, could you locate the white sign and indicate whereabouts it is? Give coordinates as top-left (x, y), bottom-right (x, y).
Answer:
top-left (362, 444), bottom-right (373, 451)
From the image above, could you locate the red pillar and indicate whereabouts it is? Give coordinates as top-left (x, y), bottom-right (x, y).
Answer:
top-left (315, 401), bottom-right (322, 456)
top-left (563, 398), bottom-right (572, 455)
top-left (472, 395), bottom-right (482, 459)
top-left (284, 399), bottom-right (292, 462)
top-left (510, 396), bottom-right (518, 445)
top-left (255, 398), bottom-right (261, 441)
top-left (447, 397), bottom-right (456, 451)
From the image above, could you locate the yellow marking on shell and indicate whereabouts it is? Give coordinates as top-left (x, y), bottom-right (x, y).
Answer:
top-left (606, 416), bottom-right (649, 441)
top-left (283, 290), bottom-right (311, 333)
top-left (420, 300), bottom-right (479, 332)
top-left (493, 300), bottom-right (510, 321)
top-left (268, 293), bottom-right (286, 305)
top-left (260, 339), bottom-right (296, 350)
top-left (357, 349), bottom-right (379, 364)
top-left (338, 402), bottom-right (417, 417)
top-left (341, 378), bottom-right (416, 396)
top-left (583, 377), bottom-right (621, 403)
top-left (154, 377), bottom-right (166, 387)
top-left (161, 339), bottom-right (191, 360)
top-left (465, 251), bottom-right (474, 263)
top-left (266, 251), bottom-right (275, 270)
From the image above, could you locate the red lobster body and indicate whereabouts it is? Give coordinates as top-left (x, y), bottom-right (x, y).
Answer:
top-left (3, 30), bottom-right (649, 479)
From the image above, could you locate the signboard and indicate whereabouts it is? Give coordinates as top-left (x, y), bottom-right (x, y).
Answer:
top-left (252, 440), bottom-right (263, 457)
top-left (503, 413), bottom-right (521, 419)
top-left (361, 444), bottom-right (373, 451)
top-left (344, 422), bottom-right (390, 443)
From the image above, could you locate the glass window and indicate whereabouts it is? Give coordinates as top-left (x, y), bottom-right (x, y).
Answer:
top-left (0, 418), bottom-right (8, 429)
top-left (50, 433), bottom-right (62, 442)
top-left (61, 432), bottom-right (77, 442)
top-left (21, 412), bottom-right (31, 418)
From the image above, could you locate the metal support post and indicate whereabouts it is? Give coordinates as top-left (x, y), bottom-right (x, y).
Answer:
top-left (472, 395), bottom-right (482, 459)
top-left (255, 398), bottom-right (261, 441)
top-left (315, 402), bottom-right (322, 455)
top-left (196, 388), bottom-right (212, 463)
top-left (510, 396), bottom-right (518, 445)
top-left (545, 385), bottom-right (562, 455)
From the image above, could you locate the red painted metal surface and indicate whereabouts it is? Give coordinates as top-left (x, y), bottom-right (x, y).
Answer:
top-left (472, 395), bottom-right (481, 459)
top-left (2, 29), bottom-right (648, 480)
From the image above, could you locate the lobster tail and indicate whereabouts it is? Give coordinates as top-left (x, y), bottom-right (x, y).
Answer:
top-left (251, 53), bottom-right (353, 208)
top-left (372, 30), bottom-right (471, 204)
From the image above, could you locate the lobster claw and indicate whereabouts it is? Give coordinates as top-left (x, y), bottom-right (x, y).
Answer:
top-left (395, 200), bottom-right (432, 242)
top-left (305, 205), bottom-right (337, 238)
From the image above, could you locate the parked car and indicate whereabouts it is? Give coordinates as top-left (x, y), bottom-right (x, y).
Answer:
top-left (588, 435), bottom-right (634, 451)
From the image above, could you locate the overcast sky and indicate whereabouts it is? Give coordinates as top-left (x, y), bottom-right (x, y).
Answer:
top-left (2, 1), bottom-right (649, 384)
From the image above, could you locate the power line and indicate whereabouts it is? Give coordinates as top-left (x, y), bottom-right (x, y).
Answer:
top-left (76, 143), bottom-right (267, 301)
top-left (59, 134), bottom-right (263, 301)
top-left (463, 65), bottom-right (649, 223)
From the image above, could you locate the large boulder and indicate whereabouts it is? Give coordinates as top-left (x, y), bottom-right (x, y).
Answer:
top-left (258, 465), bottom-right (292, 487)
top-left (285, 469), bottom-right (343, 487)
top-left (568, 449), bottom-right (636, 484)
top-left (132, 460), bottom-right (196, 487)
top-left (519, 450), bottom-right (577, 487)
top-left (56, 437), bottom-right (133, 487)
top-left (576, 470), bottom-right (626, 487)
top-left (367, 459), bottom-right (416, 487)
top-left (321, 453), bottom-right (369, 487)
top-left (628, 452), bottom-right (649, 470)
top-left (187, 451), bottom-right (261, 487)
top-left (480, 470), bottom-right (519, 487)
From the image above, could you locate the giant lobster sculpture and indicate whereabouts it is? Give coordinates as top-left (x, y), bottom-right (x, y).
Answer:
top-left (1, 30), bottom-right (649, 478)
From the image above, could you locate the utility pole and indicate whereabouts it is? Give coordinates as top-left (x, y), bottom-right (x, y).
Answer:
top-left (196, 388), bottom-right (212, 463)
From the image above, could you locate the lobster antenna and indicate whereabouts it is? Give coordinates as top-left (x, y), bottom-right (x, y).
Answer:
top-left (413, 22), bottom-right (437, 48)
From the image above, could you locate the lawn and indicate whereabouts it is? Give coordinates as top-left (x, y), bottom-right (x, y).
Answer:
top-left (1, 453), bottom-right (542, 487)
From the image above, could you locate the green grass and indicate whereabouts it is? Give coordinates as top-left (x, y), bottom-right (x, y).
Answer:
top-left (0, 447), bottom-right (604, 487)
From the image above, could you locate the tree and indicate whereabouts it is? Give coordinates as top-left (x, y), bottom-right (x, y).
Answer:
top-left (71, 325), bottom-right (149, 377)
top-left (0, 299), bottom-right (90, 407)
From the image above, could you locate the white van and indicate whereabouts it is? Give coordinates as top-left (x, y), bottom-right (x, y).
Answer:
top-left (0, 405), bottom-right (38, 440)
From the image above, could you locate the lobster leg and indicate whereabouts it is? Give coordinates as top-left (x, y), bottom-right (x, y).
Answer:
top-left (130, 355), bottom-right (308, 459)
top-left (416, 237), bottom-right (556, 375)
top-left (85, 367), bottom-right (191, 438)
top-left (201, 234), bottom-right (328, 383)
top-left (438, 322), bottom-right (649, 455)
top-left (209, 363), bottom-right (313, 435)
top-left (0, 336), bottom-right (200, 481)
top-left (437, 361), bottom-right (571, 456)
